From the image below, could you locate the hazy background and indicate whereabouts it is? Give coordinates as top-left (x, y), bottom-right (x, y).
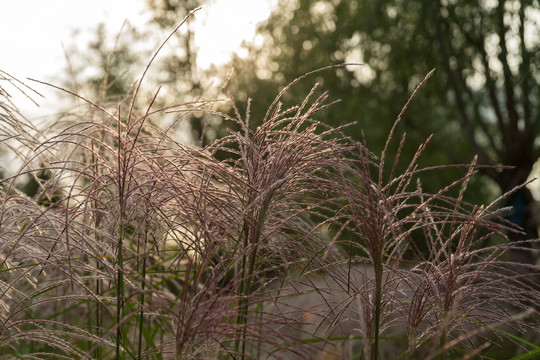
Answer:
top-left (1, 0), bottom-right (539, 263)
top-left (1, 0), bottom-right (277, 116)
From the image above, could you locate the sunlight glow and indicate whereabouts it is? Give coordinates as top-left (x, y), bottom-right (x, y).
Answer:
top-left (193, 0), bottom-right (278, 69)
top-left (1, 0), bottom-right (277, 115)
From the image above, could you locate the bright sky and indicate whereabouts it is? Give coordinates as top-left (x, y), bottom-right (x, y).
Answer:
top-left (1, 0), bottom-right (277, 116)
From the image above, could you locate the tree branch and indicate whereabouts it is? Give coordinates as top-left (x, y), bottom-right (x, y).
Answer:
top-left (431, 0), bottom-right (494, 168)
top-left (518, 0), bottom-right (533, 139)
top-left (496, 0), bottom-right (520, 138)
top-left (457, 14), bottom-right (507, 158)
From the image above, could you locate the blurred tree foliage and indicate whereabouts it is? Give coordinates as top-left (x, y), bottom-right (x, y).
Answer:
top-left (62, 22), bottom-right (144, 101)
top-left (61, 0), bottom-right (218, 144)
top-left (63, 0), bottom-right (203, 101)
top-left (59, 0), bottom-right (539, 262)
top-left (145, 0), bottom-right (203, 99)
top-left (226, 0), bottom-right (540, 263)
top-left (145, 0), bottom-right (226, 144)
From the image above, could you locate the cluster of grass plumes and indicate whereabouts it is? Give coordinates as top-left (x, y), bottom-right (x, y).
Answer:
top-left (1, 15), bottom-right (539, 360)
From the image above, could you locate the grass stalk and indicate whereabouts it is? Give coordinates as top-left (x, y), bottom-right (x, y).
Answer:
top-left (137, 249), bottom-right (147, 360)
top-left (96, 273), bottom-right (103, 359)
top-left (371, 258), bottom-right (383, 360)
top-left (235, 198), bottom-right (270, 359)
top-left (116, 215), bottom-right (125, 360)
top-left (1, 62), bottom-right (538, 360)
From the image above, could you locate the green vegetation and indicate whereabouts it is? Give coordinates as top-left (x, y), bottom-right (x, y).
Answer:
top-left (227, 0), bottom-right (540, 266)
top-left (0, 3), bottom-right (538, 359)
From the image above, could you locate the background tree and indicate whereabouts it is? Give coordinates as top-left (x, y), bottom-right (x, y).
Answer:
top-left (62, 0), bottom-right (223, 146)
top-left (62, 22), bottom-right (145, 102)
top-left (146, 0), bottom-right (202, 97)
top-left (144, 0), bottom-right (228, 145)
top-left (56, 0), bottom-right (540, 264)
top-left (226, 0), bottom-right (540, 264)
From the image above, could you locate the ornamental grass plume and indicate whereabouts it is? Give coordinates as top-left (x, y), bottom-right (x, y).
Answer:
top-left (0, 13), bottom-right (538, 360)
top-left (258, 70), bottom-right (539, 360)
top-left (201, 67), bottom-right (361, 359)
top-left (400, 183), bottom-right (539, 360)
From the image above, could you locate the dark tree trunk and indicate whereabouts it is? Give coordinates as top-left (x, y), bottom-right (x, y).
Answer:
top-left (502, 187), bottom-right (538, 266)
top-left (496, 161), bottom-right (538, 266)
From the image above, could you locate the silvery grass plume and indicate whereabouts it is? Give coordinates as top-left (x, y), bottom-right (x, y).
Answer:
top-left (257, 71), bottom-right (540, 360)
top-left (0, 13), bottom-right (538, 359)
top-left (197, 67), bottom-right (363, 359)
